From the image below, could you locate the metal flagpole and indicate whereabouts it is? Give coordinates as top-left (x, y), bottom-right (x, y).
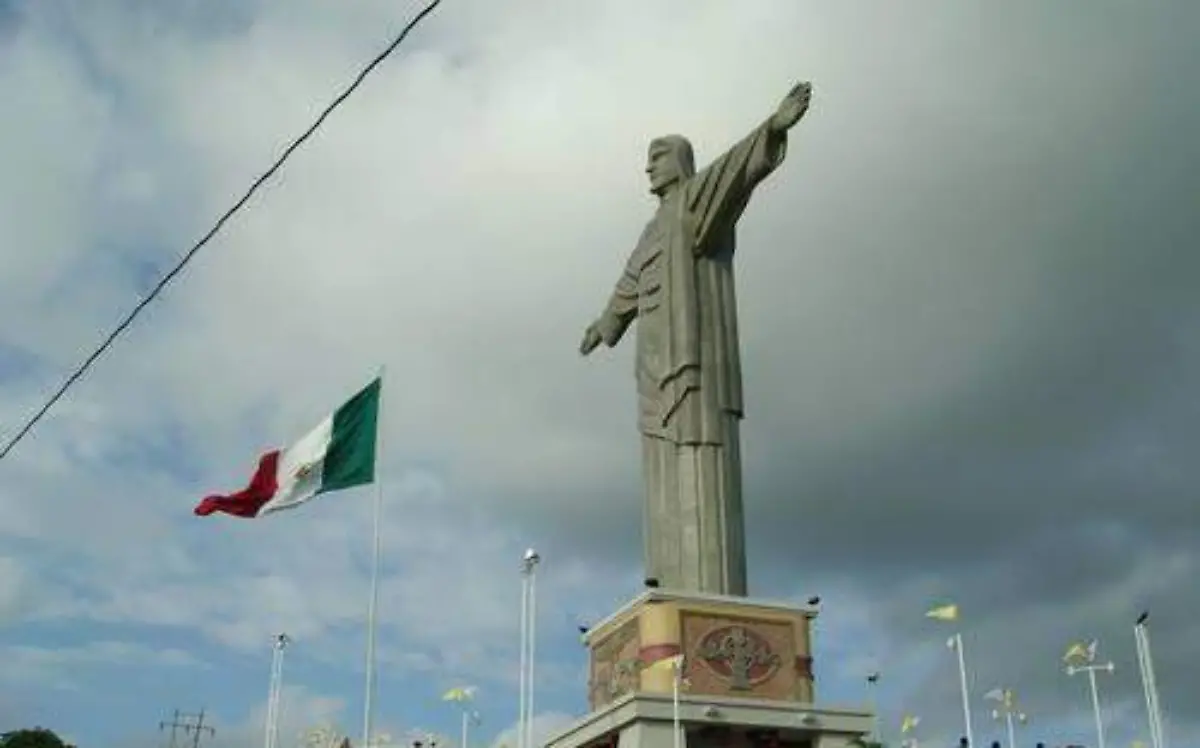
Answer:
top-left (1135, 615), bottom-right (1166, 748)
top-left (949, 634), bottom-right (975, 748)
top-left (363, 367), bottom-right (387, 748)
top-left (672, 663), bottom-right (681, 748)
top-left (460, 710), bottom-right (469, 748)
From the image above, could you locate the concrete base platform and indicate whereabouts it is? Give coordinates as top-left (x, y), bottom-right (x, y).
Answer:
top-left (544, 692), bottom-right (871, 748)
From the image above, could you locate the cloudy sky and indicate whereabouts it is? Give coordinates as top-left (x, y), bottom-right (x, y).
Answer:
top-left (1, 0), bottom-right (1197, 746)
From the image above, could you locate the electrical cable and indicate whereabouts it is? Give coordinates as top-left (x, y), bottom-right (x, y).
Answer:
top-left (0, 0), bottom-right (446, 463)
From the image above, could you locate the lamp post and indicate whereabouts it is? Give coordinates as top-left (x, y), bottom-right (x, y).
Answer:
top-left (264, 634), bottom-right (291, 748)
top-left (302, 724), bottom-right (342, 748)
top-left (518, 549), bottom-right (541, 748)
top-left (983, 688), bottom-right (1027, 748)
top-left (1134, 612), bottom-right (1166, 748)
top-left (1065, 641), bottom-right (1114, 748)
top-left (865, 672), bottom-right (881, 745)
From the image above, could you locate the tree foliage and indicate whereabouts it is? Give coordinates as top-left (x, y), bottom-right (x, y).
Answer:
top-left (0, 728), bottom-right (72, 748)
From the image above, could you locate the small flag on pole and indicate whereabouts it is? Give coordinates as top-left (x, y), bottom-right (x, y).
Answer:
top-left (925, 603), bottom-right (959, 621)
top-left (1063, 639), bottom-right (1098, 664)
top-left (442, 686), bottom-right (477, 702)
top-left (194, 377), bottom-right (381, 518)
top-left (901, 715), bottom-right (920, 734)
top-left (645, 654), bottom-right (685, 673)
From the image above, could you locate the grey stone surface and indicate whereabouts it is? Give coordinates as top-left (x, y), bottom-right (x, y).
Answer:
top-left (580, 83), bottom-right (814, 596)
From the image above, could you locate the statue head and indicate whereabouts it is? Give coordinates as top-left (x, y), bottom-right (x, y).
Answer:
top-left (646, 135), bottom-right (695, 196)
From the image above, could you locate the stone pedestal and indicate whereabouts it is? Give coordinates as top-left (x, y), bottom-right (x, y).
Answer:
top-left (545, 590), bottom-right (871, 748)
top-left (586, 590), bottom-right (816, 709)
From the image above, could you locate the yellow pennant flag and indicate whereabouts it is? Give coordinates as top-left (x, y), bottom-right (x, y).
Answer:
top-left (925, 603), bottom-right (959, 621)
top-left (645, 653), bottom-right (685, 672)
top-left (901, 715), bottom-right (920, 734)
top-left (1063, 639), bottom-right (1098, 664)
top-left (442, 686), bottom-right (477, 702)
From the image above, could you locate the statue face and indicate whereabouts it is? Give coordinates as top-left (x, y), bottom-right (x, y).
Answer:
top-left (646, 142), bottom-right (685, 194)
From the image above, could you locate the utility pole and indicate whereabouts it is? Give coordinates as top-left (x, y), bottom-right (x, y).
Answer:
top-left (160, 709), bottom-right (216, 748)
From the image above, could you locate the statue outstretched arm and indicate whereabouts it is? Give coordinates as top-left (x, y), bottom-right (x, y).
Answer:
top-left (580, 263), bottom-right (638, 355)
top-left (686, 82), bottom-right (813, 252)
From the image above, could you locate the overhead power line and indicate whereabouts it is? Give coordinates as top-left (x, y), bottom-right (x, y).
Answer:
top-left (0, 0), bottom-right (446, 463)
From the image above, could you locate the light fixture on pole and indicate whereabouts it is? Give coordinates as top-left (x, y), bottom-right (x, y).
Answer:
top-left (865, 672), bottom-right (881, 744)
top-left (925, 603), bottom-right (973, 748)
top-left (983, 688), bottom-right (1027, 748)
top-left (898, 714), bottom-right (920, 748)
top-left (264, 633), bottom-right (291, 748)
top-left (1064, 639), bottom-right (1113, 748)
top-left (518, 549), bottom-right (541, 748)
top-left (302, 724), bottom-right (344, 748)
top-left (442, 687), bottom-right (479, 748)
top-left (1134, 611), bottom-right (1167, 748)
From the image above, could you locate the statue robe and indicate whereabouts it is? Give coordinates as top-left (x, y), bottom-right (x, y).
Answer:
top-left (595, 118), bottom-right (787, 596)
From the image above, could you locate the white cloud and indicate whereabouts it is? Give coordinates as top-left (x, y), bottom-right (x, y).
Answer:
top-left (0, 640), bottom-right (205, 690)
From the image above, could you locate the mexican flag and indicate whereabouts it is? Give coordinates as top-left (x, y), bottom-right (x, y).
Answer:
top-left (195, 377), bottom-right (381, 518)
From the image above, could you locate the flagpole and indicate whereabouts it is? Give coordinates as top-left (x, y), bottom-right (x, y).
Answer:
top-left (672, 663), bottom-right (681, 748)
top-left (460, 709), bottom-right (468, 748)
top-left (951, 634), bottom-right (974, 748)
top-left (363, 366), bottom-right (386, 748)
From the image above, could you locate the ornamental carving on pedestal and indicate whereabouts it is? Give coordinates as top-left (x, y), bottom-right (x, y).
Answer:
top-left (696, 625), bottom-right (781, 690)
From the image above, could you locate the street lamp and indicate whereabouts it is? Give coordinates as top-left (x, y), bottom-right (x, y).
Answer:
top-left (1134, 612), bottom-right (1167, 748)
top-left (518, 549), bottom-right (541, 748)
top-left (984, 688), bottom-right (1027, 748)
top-left (302, 724), bottom-right (343, 748)
top-left (1064, 640), bottom-right (1114, 748)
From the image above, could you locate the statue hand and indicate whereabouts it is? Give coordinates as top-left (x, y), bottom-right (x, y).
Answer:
top-left (771, 81), bottom-right (812, 131)
top-left (580, 323), bottom-right (603, 355)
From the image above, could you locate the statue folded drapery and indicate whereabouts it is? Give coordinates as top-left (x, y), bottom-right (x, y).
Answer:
top-left (581, 83), bottom-right (813, 596)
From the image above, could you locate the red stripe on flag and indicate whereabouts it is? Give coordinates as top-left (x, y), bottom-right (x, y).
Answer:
top-left (194, 450), bottom-right (281, 518)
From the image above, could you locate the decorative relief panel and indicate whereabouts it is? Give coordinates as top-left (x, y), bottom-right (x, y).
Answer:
top-left (588, 619), bottom-right (640, 708)
top-left (681, 613), bottom-right (798, 701)
top-left (696, 625), bottom-right (781, 690)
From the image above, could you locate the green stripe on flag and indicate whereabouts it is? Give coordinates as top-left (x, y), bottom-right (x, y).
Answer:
top-left (322, 376), bottom-right (380, 493)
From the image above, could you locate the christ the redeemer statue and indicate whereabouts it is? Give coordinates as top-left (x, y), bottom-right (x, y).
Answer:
top-left (579, 82), bottom-right (813, 596)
